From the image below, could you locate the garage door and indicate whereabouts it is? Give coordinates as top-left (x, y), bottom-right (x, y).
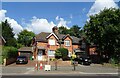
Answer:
top-left (20, 51), bottom-right (33, 60)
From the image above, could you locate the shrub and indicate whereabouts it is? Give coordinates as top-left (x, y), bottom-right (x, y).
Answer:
top-left (2, 46), bottom-right (18, 59)
top-left (55, 49), bottom-right (62, 59)
top-left (55, 48), bottom-right (68, 60)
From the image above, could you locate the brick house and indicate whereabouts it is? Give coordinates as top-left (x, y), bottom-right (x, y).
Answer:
top-left (0, 36), bottom-right (6, 46)
top-left (32, 26), bottom-right (81, 61)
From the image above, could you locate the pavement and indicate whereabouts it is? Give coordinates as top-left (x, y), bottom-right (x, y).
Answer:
top-left (0, 60), bottom-right (119, 76)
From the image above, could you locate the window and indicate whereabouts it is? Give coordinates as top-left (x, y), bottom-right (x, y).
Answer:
top-left (48, 50), bottom-right (55, 56)
top-left (48, 39), bottom-right (55, 45)
top-left (64, 40), bottom-right (70, 46)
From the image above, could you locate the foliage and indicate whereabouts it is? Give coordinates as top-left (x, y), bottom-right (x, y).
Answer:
top-left (55, 49), bottom-right (62, 59)
top-left (2, 46), bottom-right (18, 59)
top-left (17, 29), bottom-right (35, 47)
top-left (50, 58), bottom-right (56, 61)
top-left (84, 8), bottom-right (120, 63)
top-left (58, 26), bottom-right (68, 35)
top-left (58, 25), bottom-right (82, 38)
top-left (55, 48), bottom-right (68, 60)
top-left (1, 20), bottom-right (17, 47)
top-left (16, 43), bottom-right (24, 49)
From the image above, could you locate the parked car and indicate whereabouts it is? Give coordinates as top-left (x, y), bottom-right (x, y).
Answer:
top-left (78, 56), bottom-right (91, 65)
top-left (16, 56), bottom-right (28, 64)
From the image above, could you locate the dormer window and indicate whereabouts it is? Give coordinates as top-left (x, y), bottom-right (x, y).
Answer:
top-left (48, 38), bottom-right (55, 45)
top-left (64, 40), bottom-right (70, 46)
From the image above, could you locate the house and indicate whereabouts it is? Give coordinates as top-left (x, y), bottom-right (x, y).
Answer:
top-left (18, 47), bottom-right (33, 60)
top-left (0, 36), bottom-right (6, 46)
top-left (32, 26), bottom-right (81, 61)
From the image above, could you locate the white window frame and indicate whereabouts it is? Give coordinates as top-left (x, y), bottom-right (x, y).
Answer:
top-left (48, 50), bottom-right (55, 56)
top-left (48, 39), bottom-right (55, 45)
top-left (64, 40), bottom-right (70, 47)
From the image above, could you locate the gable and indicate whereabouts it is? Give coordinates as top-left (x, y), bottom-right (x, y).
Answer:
top-left (46, 33), bottom-right (59, 40)
top-left (63, 34), bottom-right (72, 41)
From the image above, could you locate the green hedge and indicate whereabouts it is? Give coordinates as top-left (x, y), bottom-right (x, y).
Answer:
top-left (55, 48), bottom-right (68, 60)
top-left (2, 46), bottom-right (18, 59)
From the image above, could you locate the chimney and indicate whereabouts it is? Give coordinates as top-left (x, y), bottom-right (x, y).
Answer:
top-left (52, 26), bottom-right (58, 35)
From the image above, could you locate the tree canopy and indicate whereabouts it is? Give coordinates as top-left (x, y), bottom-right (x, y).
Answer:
top-left (17, 29), bottom-right (35, 47)
top-left (1, 20), bottom-right (17, 47)
top-left (84, 8), bottom-right (120, 62)
top-left (58, 25), bottom-right (82, 38)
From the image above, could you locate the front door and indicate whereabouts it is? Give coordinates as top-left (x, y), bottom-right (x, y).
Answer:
top-left (38, 50), bottom-right (43, 61)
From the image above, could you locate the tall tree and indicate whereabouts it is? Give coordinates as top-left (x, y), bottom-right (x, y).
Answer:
top-left (69, 25), bottom-right (81, 38)
top-left (84, 8), bottom-right (120, 63)
top-left (58, 25), bottom-right (82, 38)
top-left (1, 20), bottom-right (17, 47)
top-left (58, 26), bottom-right (69, 35)
top-left (17, 30), bottom-right (35, 46)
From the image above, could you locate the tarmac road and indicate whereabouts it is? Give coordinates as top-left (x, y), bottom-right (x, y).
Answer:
top-left (1, 75), bottom-right (119, 78)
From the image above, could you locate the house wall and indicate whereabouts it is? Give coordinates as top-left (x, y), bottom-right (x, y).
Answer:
top-left (34, 35), bottom-right (80, 60)
top-left (48, 35), bottom-right (59, 50)
top-left (0, 38), bottom-right (5, 45)
top-left (73, 45), bottom-right (79, 50)
top-left (37, 42), bottom-right (47, 48)
top-left (63, 37), bottom-right (73, 53)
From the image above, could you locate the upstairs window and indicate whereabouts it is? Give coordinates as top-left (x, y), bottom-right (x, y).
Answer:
top-left (49, 39), bottom-right (55, 45)
top-left (64, 40), bottom-right (70, 46)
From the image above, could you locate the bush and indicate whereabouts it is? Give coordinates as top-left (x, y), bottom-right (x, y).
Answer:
top-left (0, 56), bottom-right (3, 64)
top-left (55, 48), bottom-right (68, 61)
top-left (2, 46), bottom-right (18, 59)
top-left (55, 49), bottom-right (62, 59)
top-left (109, 57), bottom-right (119, 64)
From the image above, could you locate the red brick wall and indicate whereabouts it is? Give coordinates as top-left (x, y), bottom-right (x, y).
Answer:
top-left (63, 37), bottom-right (73, 53)
top-left (47, 35), bottom-right (59, 50)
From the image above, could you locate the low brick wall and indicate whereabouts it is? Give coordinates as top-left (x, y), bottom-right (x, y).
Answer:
top-left (4, 58), bottom-right (16, 66)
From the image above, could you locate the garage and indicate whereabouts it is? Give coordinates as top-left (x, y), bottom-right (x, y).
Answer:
top-left (18, 47), bottom-right (33, 60)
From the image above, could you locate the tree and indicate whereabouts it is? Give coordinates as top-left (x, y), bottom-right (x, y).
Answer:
top-left (69, 25), bottom-right (81, 38)
top-left (58, 26), bottom-right (69, 35)
top-left (58, 25), bottom-right (82, 38)
top-left (17, 30), bottom-right (35, 46)
top-left (55, 48), bottom-right (68, 61)
top-left (84, 8), bottom-right (120, 63)
top-left (1, 20), bottom-right (17, 47)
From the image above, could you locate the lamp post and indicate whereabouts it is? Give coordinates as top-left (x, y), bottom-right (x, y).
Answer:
top-left (47, 44), bottom-right (50, 65)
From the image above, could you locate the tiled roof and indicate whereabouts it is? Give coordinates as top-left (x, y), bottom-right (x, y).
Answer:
top-left (35, 32), bottom-right (81, 44)
top-left (18, 47), bottom-right (32, 52)
top-left (35, 32), bottom-right (50, 42)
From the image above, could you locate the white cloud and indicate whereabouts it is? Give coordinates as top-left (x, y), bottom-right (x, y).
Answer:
top-left (0, 9), bottom-right (71, 36)
top-left (87, 0), bottom-right (119, 16)
top-left (55, 16), bottom-right (59, 21)
top-left (24, 16), bottom-right (71, 34)
top-left (0, 9), bottom-right (23, 38)
top-left (25, 16), bottom-right (55, 34)
top-left (0, 10), bottom-right (6, 22)
top-left (55, 16), bottom-right (70, 29)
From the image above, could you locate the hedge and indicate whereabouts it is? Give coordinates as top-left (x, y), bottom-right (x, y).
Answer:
top-left (55, 48), bottom-right (68, 60)
top-left (2, 46), bottom-right (18, 59)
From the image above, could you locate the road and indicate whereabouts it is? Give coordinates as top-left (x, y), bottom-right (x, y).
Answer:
top-left (1, 75), bottom-right (119, 78)
top-left (1, 63), bottom-right (119, 75)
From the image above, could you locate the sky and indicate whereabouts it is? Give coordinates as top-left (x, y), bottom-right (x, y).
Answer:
top-left (0, 0), bottom-right (119, 38)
